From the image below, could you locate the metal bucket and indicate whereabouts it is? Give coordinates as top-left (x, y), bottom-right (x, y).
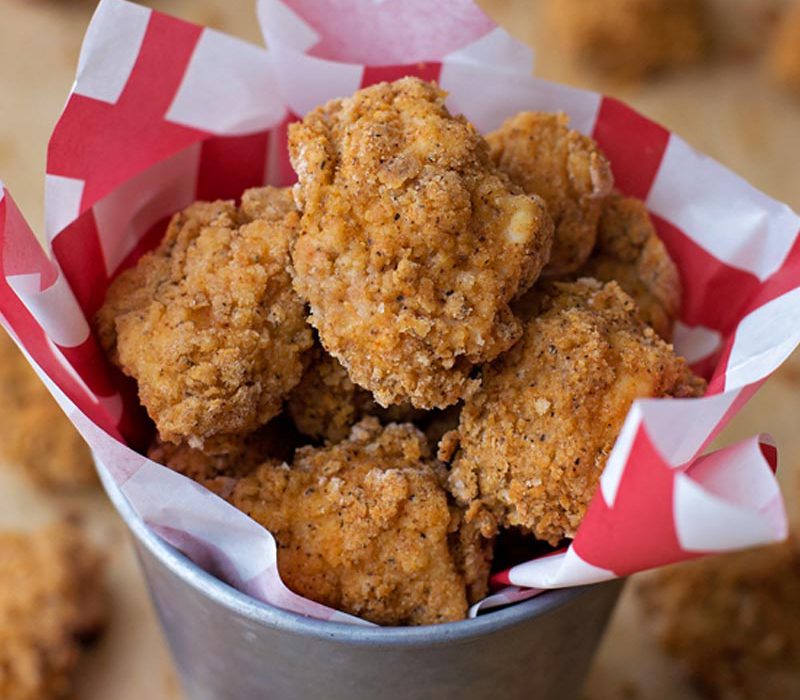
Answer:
top-left (99, 464), bottom-right (622, 700)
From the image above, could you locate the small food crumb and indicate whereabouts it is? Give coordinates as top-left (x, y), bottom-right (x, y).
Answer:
top-left (533, 397), bottom-right (552, 416)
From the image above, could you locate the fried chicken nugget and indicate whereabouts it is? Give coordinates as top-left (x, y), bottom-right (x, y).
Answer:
top-left (487, 112), bottom-right (613, 277)
top-left (769, 1), bottom-right (800, 95)
top-left (0, 522), bottom-right (106, 700)
top-left (0, 333), bottom-right (94, 489)
top-left (230, 417), bottom-right (492, 625)
top-left (576, 193), bottom-right (682, 340)
top-left (289, 78), bottom-right (554, 410)
top-left (96, 187), bottom-right (314, 449)
top-left (448, 503), bottom-right (495, 604)
top-left (444, 279), bottom-right (705, 546)
top-left (545, 0), bottom-right (709, 82)
top-left (638, 536), bottom-right (800, 700)
top-left (287, 345), bottom-right (424, 443)
top-left (147, 414), bottom-right (302, 486)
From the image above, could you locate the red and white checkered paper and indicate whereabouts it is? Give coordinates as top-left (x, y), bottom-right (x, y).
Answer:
top-left (1, 0), bottom-right (798, 624)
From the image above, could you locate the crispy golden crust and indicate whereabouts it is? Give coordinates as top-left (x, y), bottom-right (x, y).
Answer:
top-left (445, 280), bottom-right (705, 545)
top-left (96, 187), bottom-right (314, 449)
top-left (448, 503), bottom-right (496, 604)
top-left (545, 0), bottom-right (708, 82)
top-left (0, 334), bottom-right (95, 489)
top-left (147, 415), bottom-right (302, 486)
top-left (287, 345), bottom-right (424, 443)
top-left (638, 537), bottom-right (800, 700)
top-left (289, 78), bottom-right (554, 410)
top-left (487, 112), bottom-right (613, 277)
top-left (0, 522), bottom-right (106, 700)
top-left (230, 418), bottom-right (490, 625)
top-left (769, 2), bottom-right (800, 94)
top-left (576, 193), bottom-right (681, 340)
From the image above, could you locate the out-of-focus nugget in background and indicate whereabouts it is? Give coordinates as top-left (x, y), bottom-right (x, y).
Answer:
top-left (769, 1), bottom-right (800, 93)
top-left (543, 0), bottom-right (709, 82)
top-left (0, 521), bottom-right (107, 700)
top-left (0, 333), bottom-right (95, 490)
top-left (638, 534), bottom-right (800, 700)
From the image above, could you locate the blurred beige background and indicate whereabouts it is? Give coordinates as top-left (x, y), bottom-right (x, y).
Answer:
top-left (0, 1), bottom-right (798, 698)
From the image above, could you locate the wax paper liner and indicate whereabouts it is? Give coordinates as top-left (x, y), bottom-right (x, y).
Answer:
top-left (0, 0), bottom-right (798, 625)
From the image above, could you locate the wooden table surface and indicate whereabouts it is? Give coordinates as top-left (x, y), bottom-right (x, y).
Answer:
top-left (1, 1), bottom-right (798, 698)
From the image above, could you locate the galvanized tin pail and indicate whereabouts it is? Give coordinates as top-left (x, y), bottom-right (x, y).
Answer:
top-left (98, 462), bottom-right (622, 700)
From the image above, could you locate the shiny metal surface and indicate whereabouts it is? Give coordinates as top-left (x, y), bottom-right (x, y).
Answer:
top-left (99, 464), bottom-right (622, 700)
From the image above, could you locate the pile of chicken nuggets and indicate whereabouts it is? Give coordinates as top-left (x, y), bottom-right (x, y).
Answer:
top-left (96, 77), bottom-right (705, 626)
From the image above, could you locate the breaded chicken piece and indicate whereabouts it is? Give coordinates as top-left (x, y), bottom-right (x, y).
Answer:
top-left (96, 187), bottom-right (314, 449)
top-left (0, 522), bottom-right (106, 700)
top-left (289, 78), bottom-right (554, 410)
top-left (487, 112), bottom-right (613, 277)
top-left (287, 345), bottom-right (424, 443)
top-left (638, 536), bottom-right (800, 700)
top-left (230, 418), bottom-right (492, 625)
top-left (148, 414), bottom-right (302, 486)
top-left (576, 193), bottom-right (681, 340)
top-left (545, 0), bottom-right (709, 82)
top-left (769, 2), bottom-right (800, 94)
top-left (448, 503), bottom-right (495, 604)
top-left (444, 280), bottom-right (705, 546)
top-left (0, 333), bottom-right (94, 489)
